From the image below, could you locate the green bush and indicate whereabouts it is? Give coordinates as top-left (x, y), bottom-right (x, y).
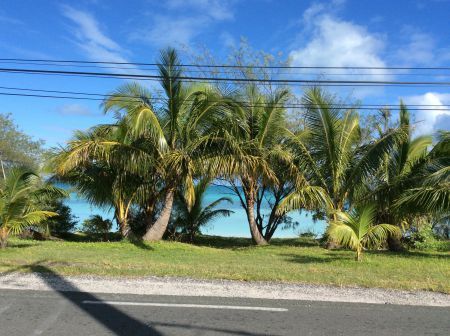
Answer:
top-left (45, 200), bottom-right (78, 234)
top-left (81, 215), bottom-right (113, 241)
top-left (407, 224), bottom-right (450, 252)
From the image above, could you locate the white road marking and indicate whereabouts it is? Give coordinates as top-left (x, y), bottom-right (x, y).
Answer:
top-left (82, 300), bottom-right (288, 312)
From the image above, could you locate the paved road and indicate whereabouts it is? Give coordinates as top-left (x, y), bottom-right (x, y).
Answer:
top-left (1, 289), bottom-right (449, 335)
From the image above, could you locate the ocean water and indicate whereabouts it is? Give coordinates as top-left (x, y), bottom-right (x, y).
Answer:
top-left (65, 185), bottom-right (326, 238)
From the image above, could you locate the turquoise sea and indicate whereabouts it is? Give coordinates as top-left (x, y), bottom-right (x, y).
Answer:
top-left (65, 185), bottom-right (326, 238)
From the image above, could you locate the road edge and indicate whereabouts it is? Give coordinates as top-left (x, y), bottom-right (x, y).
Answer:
top-left (0, 272), bottom-right (449, 307)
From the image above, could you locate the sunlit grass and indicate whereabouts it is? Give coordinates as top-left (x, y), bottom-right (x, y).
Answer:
top-left (1, 236), bottom-right (449, 293)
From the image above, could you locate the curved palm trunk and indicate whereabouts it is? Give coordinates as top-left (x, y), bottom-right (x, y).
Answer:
top-left (383, 214), bottom-right (403, 252)
top-left (355, 246), bottom-right (362, 261)
top-left (142, 189), bottom-right (175, 241)
top-left (115, 203), bottom-right (133, 239)
top-left (119, 221), bottom-right (132, 238)
top-left (0, 227), bottom-right (8, 249)
top-left (244, 184), bottom-right (268, 245)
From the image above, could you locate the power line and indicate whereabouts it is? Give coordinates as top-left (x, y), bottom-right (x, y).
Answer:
top-left (2, 67), bottom-right (450, 86)
top-left (1, 57), bottom-right (450, 70)
top-left (2, 60), bottom-right (450, 77)
top-left (2, 85), bottom-right (450, 108)
top-left (2, 90), bottom-right (450, 111)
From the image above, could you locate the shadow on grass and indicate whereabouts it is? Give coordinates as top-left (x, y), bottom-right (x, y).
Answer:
top-left (193, 235), bottom-right (319, 249)
top-left (282, 252), bottom-right (347, 264)
top-left (270, 238), bottom-right (320, 248)
top-left (128, 237), bottom-right (154, 251)
top-left (365, 250), bottom-right (450, 260)
top-left (193, 235), bottom-right (254, 249)
top-left (55, 232), bottom-right (123, 242)
top-left (7, 242), bottom-right (36, 249)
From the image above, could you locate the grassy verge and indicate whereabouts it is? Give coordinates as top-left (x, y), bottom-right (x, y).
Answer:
top-left (1, 236), bottom-right (449, 293)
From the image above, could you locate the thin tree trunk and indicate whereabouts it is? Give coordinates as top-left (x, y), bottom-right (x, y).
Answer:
top-left (142, 189), bottom-right (175, 241)
top-left (115, 209), bottom-right (132, 239)
top-left (0, 228), bottom-right (8, 249)
top-left (0, 159), bottom-right (5, 180)
top-left (119, 221), bottom-right (131, 238)
top-left (189, 228), bottom-right (195, 243)
top-left (356, 246), bottom-right (362, 261)
top-left (245, 188), bottom-right (268, 246)
top-left (326, 203), bottom-right (340, 250)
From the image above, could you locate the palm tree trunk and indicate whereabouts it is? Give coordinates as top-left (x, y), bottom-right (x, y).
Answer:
top-left (355, 246), bottom-right (362, 261)
top-left (0, 228), bottom-right (8, 249)
top-left (142, 188), bottom-right (175, 241)
top-left (188, 228), bottom-right (195, 243)
top-left (115, 210), bottom-right (131, 239)
top-left (0, 159), bottom-right (6, 180)
top-left (244, 187), bottom-right (268, 246)
top-left (120, 222), bottom-right (131, 238)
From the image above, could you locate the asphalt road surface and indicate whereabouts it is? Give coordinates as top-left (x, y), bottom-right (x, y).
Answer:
top-left (1, 288), bottom-right (449, 336)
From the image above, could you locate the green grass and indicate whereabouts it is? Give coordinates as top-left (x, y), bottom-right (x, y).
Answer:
top-left (1, 235), bottom-right (449, 293)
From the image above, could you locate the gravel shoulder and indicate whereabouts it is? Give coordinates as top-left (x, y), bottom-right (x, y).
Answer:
top-left (1, 271), bottom-right (449, 307)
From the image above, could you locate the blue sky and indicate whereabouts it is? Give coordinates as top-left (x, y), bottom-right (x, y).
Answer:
top-left (1, 0), bottom-right (450, 146)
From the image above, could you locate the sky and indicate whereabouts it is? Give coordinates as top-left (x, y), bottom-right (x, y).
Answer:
top-left (1, 0), bottom-right (450, 145)
top-left (0, 0), bottom-right (450, 236)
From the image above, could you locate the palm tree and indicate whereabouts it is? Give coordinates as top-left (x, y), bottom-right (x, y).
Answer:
top-left (327, 205), bottom-right (400, 261)
top-left (221, 84), bottom-right (329, 245)
top-left (280, 87), bottom-right (406, 223)
top-left (172, 178), bottom-right (233, 242)
top-left (55, 48), bottom-right (232, 241)
top-left (52, 126), bottom-right (157, 238)
top-left (393, 130), bottom-right (450, 218)
top-left (366, 107), bottom-right (450, 249)
top-left (0, 168), bottom-right (64, 248)
top-left (103, 49), bottom-right (232, 241)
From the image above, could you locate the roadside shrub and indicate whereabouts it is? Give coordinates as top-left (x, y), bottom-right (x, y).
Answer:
top-left (407, 224), bottom-right (449, 251)
top-left (45, 200), bottom-right (78, 234)
top-left (81, 215), bottom-right (113, 241)
top-left (299, 231), bottom-right (316, 238)
top-left (128, 208), bottom-right (149, 237)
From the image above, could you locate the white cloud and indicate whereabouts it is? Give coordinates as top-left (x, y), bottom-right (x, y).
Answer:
top-left (289, 6), bottom-right (390, 97)
top-left (134, 15), bottom-right (209, 47)
top-left (220, 31), bottom-right (236, 48)
top-left (134, 0), bottom-right (235, 47)
top-left (56, 104), bottom-right (93, 116)
top-left (166, 0), bottom-right (234, 20)
top-left (396, 27), bottom-right (435, 65)
top-left (0, 14), bottom-right (23, 25)
top-left (61, 5), bottom-right (135, 70)
top-left (403, 92), bottom-right (450, 135)
top-left (62, 5), bottom-right (119, 50)
top-left (290, 15), bottom-right (387, 78)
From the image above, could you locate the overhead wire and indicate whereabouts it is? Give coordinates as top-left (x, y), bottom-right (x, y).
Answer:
top-left (1, 57), bottom-right (450, 70)
top-left (1, 86), bottom-right (450, 111)
top-left (2, 67), bottom-right (450, 86)
top-left (2, 60), bottom-right (450, 77)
